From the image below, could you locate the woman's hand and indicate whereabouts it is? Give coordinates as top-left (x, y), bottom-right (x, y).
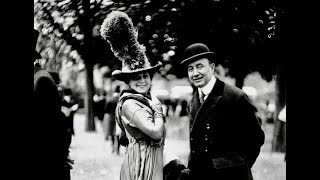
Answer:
top-left (150, 97), bottom-right (163, 119)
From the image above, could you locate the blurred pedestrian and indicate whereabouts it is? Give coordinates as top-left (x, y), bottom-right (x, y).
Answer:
top-left (61, 88), bottom-right (79, 136)
top-left (278, 105), bottom-right (286, 161)
top-left (179, 99), bottom-right (188, 117)
top-left (103, 83), bottom-right (121, 154)
top-left (93, 90), bottom-right (107, 121)
top-left (181, 43), bottom-right (265, 180)
top-left (101, 11), bottom-right (166, 180)
top-left (33, 28), bottom-right (73, 180)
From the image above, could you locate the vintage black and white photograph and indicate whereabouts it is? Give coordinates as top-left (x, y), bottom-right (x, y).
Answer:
top-left (33, 0), bottom-right (286, 179)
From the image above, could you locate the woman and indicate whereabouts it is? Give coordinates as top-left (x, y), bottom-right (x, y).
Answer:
top-left (100, 11), bottom-right (166, 180)
top-left (116, 71), bottom-right (165, 180)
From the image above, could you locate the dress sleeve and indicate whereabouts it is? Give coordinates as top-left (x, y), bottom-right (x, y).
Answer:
top-left (121, 99), bottom-right (165, 140)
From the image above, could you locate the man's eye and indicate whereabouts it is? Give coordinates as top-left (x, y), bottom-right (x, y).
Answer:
top-left (197, 65), bottom-right (204, 69)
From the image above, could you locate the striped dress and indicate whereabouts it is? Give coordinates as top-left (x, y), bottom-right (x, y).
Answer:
top-left (115, 92), bottom-right (165, 180)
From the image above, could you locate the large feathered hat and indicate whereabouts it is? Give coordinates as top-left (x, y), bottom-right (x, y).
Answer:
top-left (100, 11), bottom-right (162, 81)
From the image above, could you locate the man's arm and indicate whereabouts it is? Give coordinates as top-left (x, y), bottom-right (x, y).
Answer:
top-left (237, 93), bottom-right (265, 167)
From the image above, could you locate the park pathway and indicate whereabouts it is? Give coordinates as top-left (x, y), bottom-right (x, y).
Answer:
top-left (69, 113), bottom-right (285, 180)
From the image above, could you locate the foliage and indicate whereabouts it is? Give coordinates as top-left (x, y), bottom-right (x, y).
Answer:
top-left (35, 0), bottom-right (284, 85)
top-left (105, 0), bottom-right (283, 85)
top-left (34, 0), bottom-right (286, 148)
top-left (34, 0), bottom-right (119, 131)
top-left (34, 0), bottom-right (114, 63)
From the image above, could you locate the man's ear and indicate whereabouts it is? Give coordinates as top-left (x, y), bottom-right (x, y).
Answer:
top-left (210, 63), bottom-right (215, 70)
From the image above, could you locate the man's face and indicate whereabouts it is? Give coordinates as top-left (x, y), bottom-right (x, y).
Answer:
top-left (187, 58), bottom-right (214, 88)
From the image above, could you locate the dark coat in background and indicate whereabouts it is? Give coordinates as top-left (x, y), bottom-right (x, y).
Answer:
top-left (187, 78), bottom-right (265, 180)
top-left (33, 65), bottom-right (72, 180)
top-left (104, 94), bottom-right (119, 137)
top-left (62, 88), bottom-right (79, 135)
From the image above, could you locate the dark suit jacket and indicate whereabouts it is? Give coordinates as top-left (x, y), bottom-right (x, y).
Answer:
top-left (33, 65), bottom-right (71, 180)
top-left (187, 78), bottom-right (265, 180)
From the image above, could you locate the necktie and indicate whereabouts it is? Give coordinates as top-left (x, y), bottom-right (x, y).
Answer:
top-left (199, 90), bottom-right (205, 104)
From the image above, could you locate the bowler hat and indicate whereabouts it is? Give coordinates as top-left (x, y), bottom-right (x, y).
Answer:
top-left (180, 43), bottom-right (215, 65)
top-left (33, 29), bottom-right (42, 60)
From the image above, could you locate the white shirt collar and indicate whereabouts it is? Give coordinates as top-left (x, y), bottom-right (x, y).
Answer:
top-left (198, 76), bottom-right (216, 98)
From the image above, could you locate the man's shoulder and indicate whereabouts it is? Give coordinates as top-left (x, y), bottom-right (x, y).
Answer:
top-left (224, 83), bottom-right (243, 93)
top-left (222, 82), bottom-right (246, 99)
top-left (34, 68), bottom-right (54, 83)
top-left (34, 69), bottom-right (58, 92)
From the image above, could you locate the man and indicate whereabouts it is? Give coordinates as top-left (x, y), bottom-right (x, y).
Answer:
top-left (181, 43), bottom-right (265, 180)
top-left (33, 29), bottom-right (73, 180)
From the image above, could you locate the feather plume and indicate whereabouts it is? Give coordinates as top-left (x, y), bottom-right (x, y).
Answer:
top-left (100, 11), bottom-right (148, 70)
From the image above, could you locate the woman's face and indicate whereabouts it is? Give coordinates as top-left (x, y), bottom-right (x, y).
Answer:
top-left (128, 72), bottom-right (151, 94)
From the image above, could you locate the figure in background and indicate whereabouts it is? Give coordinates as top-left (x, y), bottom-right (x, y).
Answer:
top-left (181, 43), bottom-right (265, 180)
top-left (278, 105), bottom-right (286, 161)
top-left (33, 29), bottom-right (73, 180)
top-left (61, 88), bottom-right (79, 136)
top-left (103, 83), bottom-right (121, 154)
top-left (93, 90), bottom-right (107, 122)
top-left (177, 99), bottom-right (188, 117)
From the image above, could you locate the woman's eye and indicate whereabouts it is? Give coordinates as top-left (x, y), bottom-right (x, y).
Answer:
top-left (133, 76), bottom-right (140, 80)
top-left (143, 74), bottom-right (149, 79)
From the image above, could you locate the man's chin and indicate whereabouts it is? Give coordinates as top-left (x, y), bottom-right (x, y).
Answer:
top-left (193, 82), bottom-right (204, 88)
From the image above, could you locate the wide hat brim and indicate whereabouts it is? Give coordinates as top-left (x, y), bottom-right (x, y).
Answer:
top-left (180, 52), bottom-right (215, 66)
top-left (112, 61), bottom-right (162, 81)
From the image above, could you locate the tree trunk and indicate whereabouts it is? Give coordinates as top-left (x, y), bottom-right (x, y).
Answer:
top-left (83, 0), bottom-right (95, 132)
top-left (271, 5), bottom-right (287, 153)
top-left (82, 29), bottom-right (95, 132)
top-left (271, 53), bottom-right (286, 152)
top-left (272, 74), bottom-right (286, 152)
top-left (84, 64), bottom-right (96, 132)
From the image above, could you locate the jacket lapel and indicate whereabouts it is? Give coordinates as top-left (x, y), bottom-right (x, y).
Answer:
top-left (190, 78), bottom-right (224, 133)
top-left (189, 91), bottom-right (201, 130)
